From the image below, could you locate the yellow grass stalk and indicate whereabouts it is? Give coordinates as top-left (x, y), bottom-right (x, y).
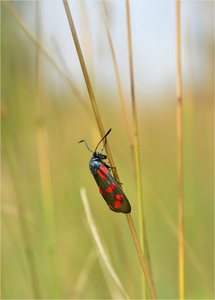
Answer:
top-left (125, 2), bottom-right (155, 298)
top-left (147, 185), bottom-right (211, 294)
top-left (125, 213), bottom-right (156, 299)
top-left (62, 0), bottom-right (117, 180)
top-left (80, 188), bottom-right (129, 299)
top-left (63, 1), bottom-right (157, 298)
top-left (176, 1), bottom-right (185, 299)
top-left (125, 0), bottom-right (144, 250)
top-left (102, 2), bottom-right (134, 152)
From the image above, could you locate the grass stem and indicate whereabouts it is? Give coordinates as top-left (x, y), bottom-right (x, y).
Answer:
top-left (126, 1), bottom-right (156, 297)
top-left (102, 2), bottom-right (134, 152)
top-left (62, 0), bottom-right (117, 180)
top-left (126, 214), bottom-right (157, 300)
top-left (147, 185), bottom-right (211, 294)
top-left (176, 1), bottom-right (185, 299)
top-left (125, 0), bottom-right (144, 251)
top-left (63, 1), bottom-right (157, 298)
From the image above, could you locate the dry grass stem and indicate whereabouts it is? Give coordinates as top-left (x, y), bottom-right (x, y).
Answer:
top-left (125, 0), bottom-right (145, 249)
top-left (176, 0), bottom-right (185, 299)
top-left (102, 2), bottom-right (134, 152)
top-left (62, 0), bottom-right (118, 180)
top-left (80, 188), bottom-right (129, 299)
top-left (126, 1), bottom-right (156, 297)
top-left (63, 0), bottom-right (158, 299)
top-left (147, 186), bottom-right (211, 293)
top-left (63, 1), bottom-right (156, 298)
top-left (126, 214), bottom-right (157, 299)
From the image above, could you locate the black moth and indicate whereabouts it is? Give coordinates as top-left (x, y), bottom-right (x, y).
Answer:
top-left (79, 129), bottom-right (131, 213)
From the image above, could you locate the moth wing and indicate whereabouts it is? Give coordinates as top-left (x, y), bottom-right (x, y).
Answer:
top-left (108, 182), bottom-right (131, 214)
top-left (94, 166), bottom-right (131, 214)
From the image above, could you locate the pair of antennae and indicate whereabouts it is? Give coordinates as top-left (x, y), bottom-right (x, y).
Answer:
top-left (79, 128), bottom-right (112, 153)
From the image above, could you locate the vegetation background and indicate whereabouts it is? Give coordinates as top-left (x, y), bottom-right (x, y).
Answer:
top-left (1, 0), bottom-right (213, 299)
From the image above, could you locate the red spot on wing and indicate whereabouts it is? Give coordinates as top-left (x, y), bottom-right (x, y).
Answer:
top-left (106, 182), bottom-right (116, 193)
top-left (100, 165), bottom-right (109, 173)
top-left (114, 201), bottom-right (121, 209)
top-left (98, 165), bottom-right (109, 179)
top-left (98, 169), bottom-right (107, 179)
top-left (106, 186), bottom-right (112, 193)
top-left (116, 194), bottom-right (123, 201)
top-left (114, 194), bottom-right (124, 209)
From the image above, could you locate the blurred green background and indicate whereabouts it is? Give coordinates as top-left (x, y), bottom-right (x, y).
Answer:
top-left (1, 1), bottom-right (213, 299)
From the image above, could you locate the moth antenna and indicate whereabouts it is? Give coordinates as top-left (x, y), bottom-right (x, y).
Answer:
top-left (78, 139), bottom-right (93, 153)
top-left (100, 137), bottom-right (107, 153)
top-left (94, 128), bottom-right (112, 152)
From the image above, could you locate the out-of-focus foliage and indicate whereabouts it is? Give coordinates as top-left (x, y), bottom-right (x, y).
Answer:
top-left (1, 1), bottom-right (213, 299)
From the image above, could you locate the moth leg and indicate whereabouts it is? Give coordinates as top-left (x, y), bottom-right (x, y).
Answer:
top-left (115, 178), bottom-right (123, 185)
top-left (109, 167), bottom-right (124, 185)
top-left (103, 163), bottom-right (123, 185)
top-left (104, 163), bottom-right (116, 171)
top-left (103, 162), bottom-right (111, 169)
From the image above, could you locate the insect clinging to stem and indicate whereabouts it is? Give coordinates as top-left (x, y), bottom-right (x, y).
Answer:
top-left (79, 129), bottom-right (131, 214)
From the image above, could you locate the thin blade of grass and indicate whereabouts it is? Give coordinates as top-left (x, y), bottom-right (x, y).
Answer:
top-left (125, 1), bottom-right (156, 298)
top-left (62, 0), bottom-right (113, 170)
top-left (63, 2), bottom-right (156, 298)
top-left (80, 188), bottom-right (129, 299)
top-left (176, 1), bottom-right (185, 299)
top-left (125, 214), bottom-right (157, 300)
top-left (125, 0), bottom-right (145, 250)
top-left (146, 185), bottom-right (212, 294)
top-left (102, 2), bottom-right (134, 155)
